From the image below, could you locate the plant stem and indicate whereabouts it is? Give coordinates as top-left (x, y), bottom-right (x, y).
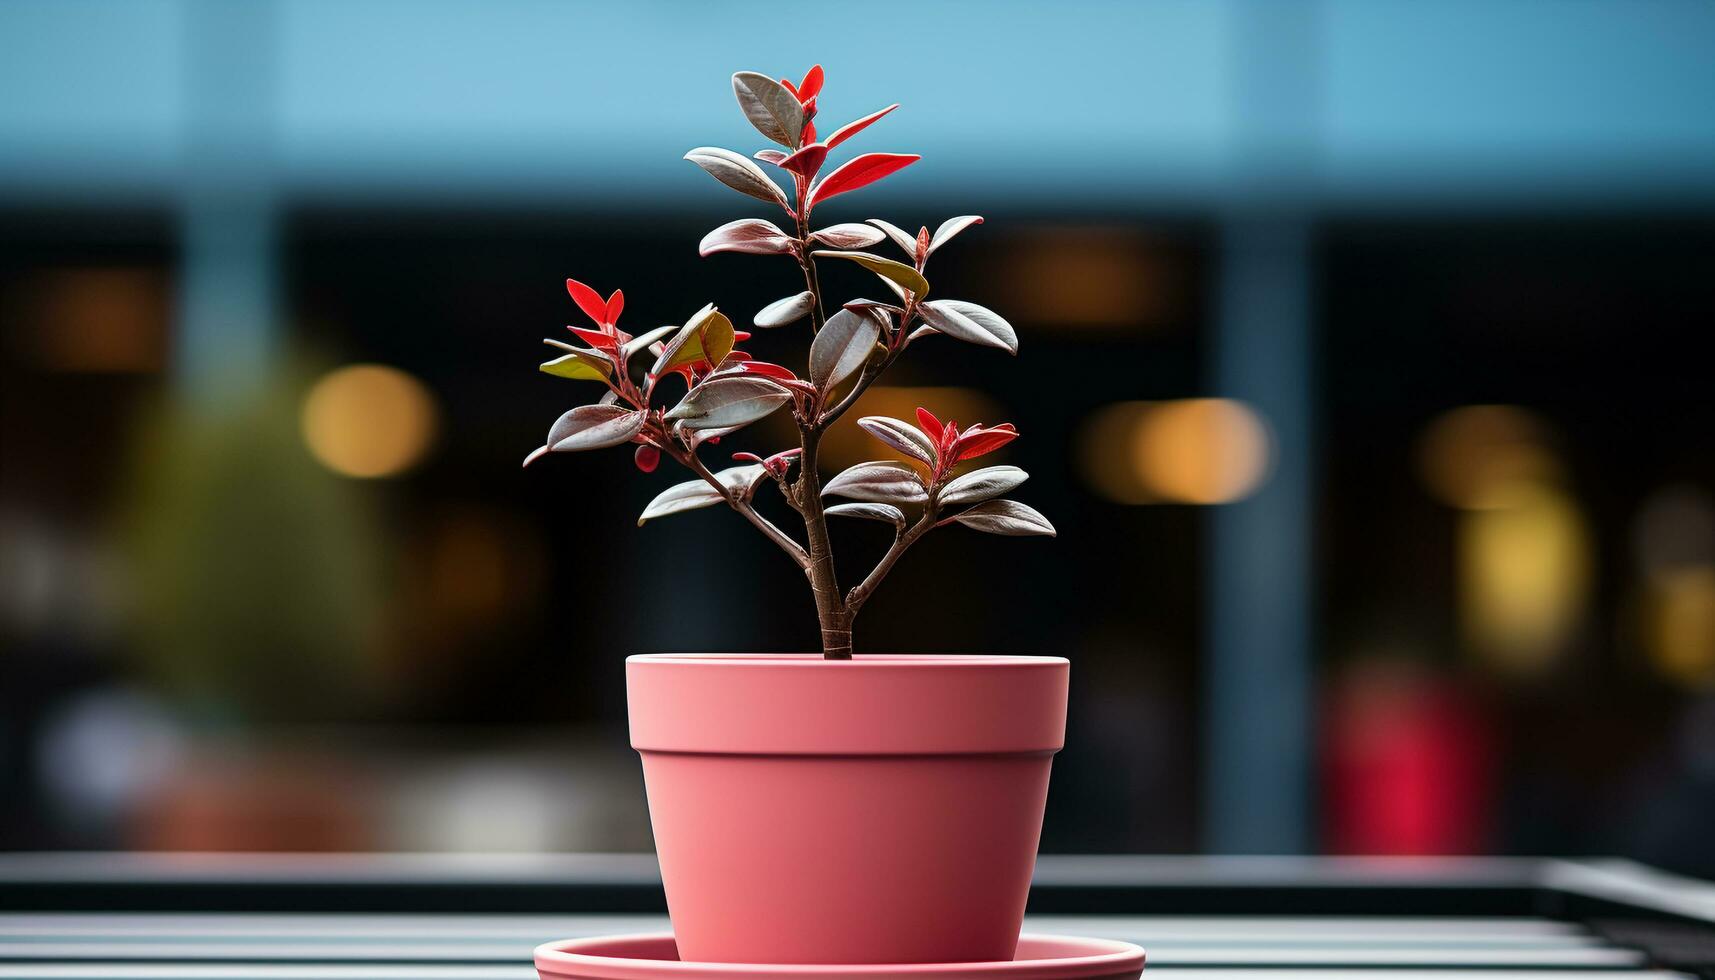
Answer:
top-left (789, 199), bottom-right (855, 657)
top-left (796, 212), bottom-right (828, 332)
top-left (847, 502), bottom-right (938, 613)
top-left (673, 446), bottom-right (809, 568)
top-left (795, 424), bottom-right (852, 658)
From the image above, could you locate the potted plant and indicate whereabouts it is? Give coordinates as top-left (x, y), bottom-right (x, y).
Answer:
top-left (525, 66), bottom-right (1066, 966)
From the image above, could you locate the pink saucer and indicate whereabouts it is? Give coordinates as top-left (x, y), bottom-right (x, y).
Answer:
top-left (535, 934), bottom-right (1144, 980)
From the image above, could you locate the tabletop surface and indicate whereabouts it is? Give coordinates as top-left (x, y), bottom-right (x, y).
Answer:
top-left (0, 912), bottom-right (1696, 979)
top-left (3, 855), bottom-right (1713, 979)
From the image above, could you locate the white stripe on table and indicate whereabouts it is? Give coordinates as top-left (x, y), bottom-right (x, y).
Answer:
top-left (0, 968), bottom-right (1689, 980)
top-left (0, 941), bottom-right (1648, 967)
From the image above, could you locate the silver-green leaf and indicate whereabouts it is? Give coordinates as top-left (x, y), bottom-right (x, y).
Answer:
top-left (637, 479), bottom-right (724, 525)
top-left (866, 218), bottom-right (920, 256)
top-left (809, 307), bottom-right (881, 391)
top-left (856, 416), bottom-right (936, 467)
top-left (620, 324), bottom-right (677, 365)
top-left (938, 465), bottom-right (1029, 506)
top-left (928, 215), bottom-right (983, 255)
top-left (825, 501), bottom-right (907, 528)
top-left (917, 299), bottom-right (1017, 353)
top-left (812, 223), bottom-right (887, 249)
top-left (665, 376), bottom-right (791, 430)
top-left (754, 291), bottom-right (816, 329)
top-left (699, 218), bottom-right (793, 256)
top-left (637, 464), bottom-right (766, 525)
top-left (544, 404), bottom-right (645, 453)
top-left (948, 499), bottom-right (1055, 536)
top-left (684, 147), bottom-right (788, 208)
top-left (732, 72), bottom-right (804, 148)
top-left (823, 461), bottom-right (927, 504)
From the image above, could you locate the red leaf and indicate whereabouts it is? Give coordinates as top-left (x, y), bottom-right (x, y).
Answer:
top-left (605, 289), bottom-right (624, 325)
top-left (566, 278), bottom-right (608, 325)
top-left (798, 65), bottom-right (824, 101)
top-left (778, 142), bottom-right (830, 178)
top-left (740, 360), bottom-right (799, 381)
top-left (915, 407), bottom-right (944, 442)
top-left (955, 423), bottom-right (1018, 461)
top-left (780, 78), bottom-right (799, 98)
top-left (825, 104), bottom-right (898, 148)
top-left (807, 153), bottom-right (919, 212)
top-left (634, 444), bottom-right (660, 473)
top-left (569, 326), bottom-right (617, 351)
top-left (802, 119), bottom-right (817, 145)
top-left (732, 451), bottom-right (764, 463)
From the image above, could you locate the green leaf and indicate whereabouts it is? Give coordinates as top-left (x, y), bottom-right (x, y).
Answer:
top-left (814, 250), bottom-right (929, 299)
top-left (684, 147), bottom-right (789, 208)
top-left (539, 344), bottom-right (612, 382)
top-left (653, 306), bottom-right (735, 376)
top-left (732, 72), bottom-right (804, 148)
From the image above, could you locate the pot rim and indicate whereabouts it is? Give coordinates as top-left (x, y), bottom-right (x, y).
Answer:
top-left (629, 653), bottom-right (1068, 667)
top-left (627, 653), bottom-right (1068, 755)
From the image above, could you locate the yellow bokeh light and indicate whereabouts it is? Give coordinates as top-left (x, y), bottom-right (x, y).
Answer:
top-left (1079, 399), bottom-right (1272, 505)
top-left (991, 228), bottom-right (1179, 329)
top-left (301, 364), bottom-right (438, 478)
top-left (1458, 481), bottom-right (1591, 675)
top-left (1419, 405), bottom-right (1560, 510)
top-left (1643, 566), bottom-right (1715, 690)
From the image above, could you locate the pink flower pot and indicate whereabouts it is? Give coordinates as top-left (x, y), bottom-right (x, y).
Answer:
top-left (628, 654), bottom-right (1070, 966)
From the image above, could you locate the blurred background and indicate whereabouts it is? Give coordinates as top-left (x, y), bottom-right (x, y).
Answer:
top-left (3, 0), bottom-right (1714, 874)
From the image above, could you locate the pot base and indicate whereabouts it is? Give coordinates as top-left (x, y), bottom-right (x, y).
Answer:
top-left (535, 933), bottom-right (1144, 980)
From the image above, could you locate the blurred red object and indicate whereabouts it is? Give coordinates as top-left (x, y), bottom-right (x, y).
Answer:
top-left (1322, 662), bottom-right (1494, 854)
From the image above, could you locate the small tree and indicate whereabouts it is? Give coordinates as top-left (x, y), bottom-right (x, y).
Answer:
top-left (525, 66), bottom-right (1053, 658)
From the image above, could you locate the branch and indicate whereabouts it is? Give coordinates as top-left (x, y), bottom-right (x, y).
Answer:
top-left (846, 501), bottom-right (939, 613)
top-left (671, 444), bottom-right (810, 568)
top-left (817, 297), bottom-right (920, 430)
top-left (794, 208), bottom-right (828, 332)
top-left (818, 346), bottom-right (899, 431)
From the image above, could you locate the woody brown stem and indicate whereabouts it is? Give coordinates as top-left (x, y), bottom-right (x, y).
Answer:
top-left (847, 501), bottom-right (938, 613)
top-left (795, 424), bottom-right (851, 658)
top-left (673, 445), bottom-right (808, 568)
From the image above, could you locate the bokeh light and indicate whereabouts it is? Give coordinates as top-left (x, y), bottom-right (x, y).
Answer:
top-left (300, 364), bottom-right (438, 478)
top-left (1079, 399), bottom-right (1272, 505)
top-left (1632, 486), bottom-right (1715, 688)
top-left (1458, 481), bottom-right (1591, 675)
top-left (1418, 405), bottom-right (1559, 510)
